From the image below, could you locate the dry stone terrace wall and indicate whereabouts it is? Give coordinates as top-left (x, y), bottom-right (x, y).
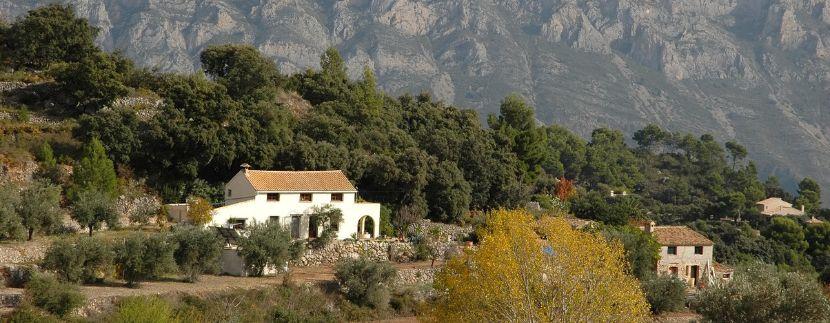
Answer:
top-left (291, 240), bottom-right (418, 267)
top-left (0, 82), bottom-right (28, 92)
top-left (0, 239), bottom-right (48, 266)
top-left (408, 219), bottom-right (473, 241)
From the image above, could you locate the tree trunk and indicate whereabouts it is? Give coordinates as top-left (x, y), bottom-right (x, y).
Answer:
top-left (89, 226), bottom-right (94, 236)
top-left (27, 228), bottom-right (33, 241)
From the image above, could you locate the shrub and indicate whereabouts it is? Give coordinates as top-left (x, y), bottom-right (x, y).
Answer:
top-left (40, 239), bottom-right (82, 283)
top-left (390, 288), bottom-right (422, 316)
top-left (693, 264), bottom-right (830, 322)
top-left (641, 274), bottom-right (686, 314)
top-left (270, 306), bottom-right (306, 323)
top-left (114, 233), bottom-right (177, 287)
top-left (7, 305), bottom-right (61, 323)
top-left (25, 273), bottom-right (85, 318)
top-left (237, 222), bottom-right (302, 276)
top-left (41, 237), bottom-right (113, 284)
top-left (7, 266), bottom-right (35, 288)
top-left (173, 283), bottom-right (340, 322)
top-left (15, 107), bottom-right (29, 122)
top-left (0, 181), bottom-right (24, 240)
top-left (334, 258), bottom-right (397, 309)
top-left (169, 226), bottom-right (222, 282)
top-left (602, 225), bottom-right (661, 280)
top-left (308, 205), bottom-right (343, 249)
top-left (109, 296), bottom-right (178, 323)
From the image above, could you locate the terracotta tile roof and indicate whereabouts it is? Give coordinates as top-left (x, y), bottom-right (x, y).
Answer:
top-left (651, 226), bottom-right (713, 246)
top-left (244, 170), bottom-right (357, 192)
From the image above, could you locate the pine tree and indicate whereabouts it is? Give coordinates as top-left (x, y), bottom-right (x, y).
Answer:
top-left (70, 138), bottom-right (117, 201)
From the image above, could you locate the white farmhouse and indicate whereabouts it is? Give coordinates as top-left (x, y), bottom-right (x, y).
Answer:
top-left (755, 197), bottom-right (805, 216)
top-left (211, 165), bottom-right (380, 240)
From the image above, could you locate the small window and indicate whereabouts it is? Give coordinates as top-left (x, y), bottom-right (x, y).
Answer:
top-left (267, 193), bottom-right (280, 201)
top-left (331, 193), bottom-right (343, 202)
top-left (694, 246), bottom-right (704, 255)
top-left (300, 193), bottom-right (312, 202)
top-left (722, 273), bottom-right (731, 279)
top-left (269, 216), bottom-right (280, 224)
top-left (669, 267), bottom-right (678, 276)
top-left (227, 189), bottom-right (232, 197)
top-left (229, 218), bottom-right (246, 230)
top-left (667, 246), bottom-right (677, 255)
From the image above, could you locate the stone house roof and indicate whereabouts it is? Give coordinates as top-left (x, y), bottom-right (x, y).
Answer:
top-left (244, 170), bottom-right (357, 192)
top-left (651, 226), bottom-right (713, 246)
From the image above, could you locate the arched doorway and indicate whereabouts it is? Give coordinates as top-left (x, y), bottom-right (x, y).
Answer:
top-left (357, 216), bottom-right (375, 239)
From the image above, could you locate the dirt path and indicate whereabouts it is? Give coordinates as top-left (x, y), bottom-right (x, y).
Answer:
top-left (0, 261), bottom-right (442, 302)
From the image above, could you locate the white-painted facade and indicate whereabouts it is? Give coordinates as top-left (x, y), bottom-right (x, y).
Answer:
top-left (210, 169), bottom-right (381, 240)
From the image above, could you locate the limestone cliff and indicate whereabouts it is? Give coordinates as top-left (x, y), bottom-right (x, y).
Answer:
top-left (3, 0), bottom-right (830, 200)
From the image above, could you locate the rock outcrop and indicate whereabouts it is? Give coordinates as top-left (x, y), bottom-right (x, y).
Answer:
top-left (3, 0), bottom-right (830, 200)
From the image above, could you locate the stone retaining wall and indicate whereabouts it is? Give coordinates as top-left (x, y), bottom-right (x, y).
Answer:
top-left (396, 267), bottom-right (437, 287)
top-left (291, 240), bottom-right (417, 267)
top-left (0, 240), bottom-right (48, 266)
top-left (408, 220), bottom-right (473, 241)
top-left (0, 82), bottom-right (28, 93)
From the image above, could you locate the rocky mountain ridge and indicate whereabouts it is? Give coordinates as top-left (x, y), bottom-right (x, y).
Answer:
top-left (2, 0), bottom-right (829, 202)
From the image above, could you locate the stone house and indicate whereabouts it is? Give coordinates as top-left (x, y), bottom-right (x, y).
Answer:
top-left (643, 222), bottom-right (733, 288)
top-left (756, 197), bottom-right (805, 216)
top-left (173, 165), bottom-right (381, 240)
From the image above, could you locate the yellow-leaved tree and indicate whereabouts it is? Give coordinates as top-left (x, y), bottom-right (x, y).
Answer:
top-left (187, 197), bottom-right (213, 226)
top-left (428, 209), bottom-right (649, 322)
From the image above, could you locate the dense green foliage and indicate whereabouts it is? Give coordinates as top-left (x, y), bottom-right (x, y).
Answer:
top-left (70, 188), bottom-right (117, 236)
top-left (693, 264), bottom-right (830, 322)
top-left (2, 4), bottom-right (98, 69)
top-left (39, 228), bottom-right (224, 288)
top-left (41, 237), bottom-right (113, 284)
top-left (640, 274), bottom-right (686, 314)
top-left (334, 258), bottom-right (397, 310)
top-left (69, 138), bottom-right (117, 200)
top-left (16, 179), bottom-right (62, 240)
top-left (107, 296), bottom-right (178, 323)
top-left (169, 226), bottom-right (223, 282)
top-left (114, 232), bottom-right (177, 287)
top-left (1, 5), bottom-right (829, 287)
top-left (25, 273), bottom-right (85, 318)
top-left (601, 225), bottom-right (660, 280)
top-left (236, 222), bottom-right (303, 276)
top-left (308, 205), bottom-right (344, 249)
top-left (0, 182), bottom-right (24, 240)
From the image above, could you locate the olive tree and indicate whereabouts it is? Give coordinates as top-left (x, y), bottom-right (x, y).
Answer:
top-left (18, 179), bottom-right (62, 240)
top-left (693, 264), bottom-right (830, 322)
top-left (169, 227), bottom-right (223, 282)
top-left (236, 222), bottom-right (303, 276)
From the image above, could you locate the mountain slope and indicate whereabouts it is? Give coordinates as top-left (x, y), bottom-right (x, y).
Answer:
top-left (3, 0), bottom-right (829, 202)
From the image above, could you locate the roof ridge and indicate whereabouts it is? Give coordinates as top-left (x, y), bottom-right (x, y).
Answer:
top-left (247, 169), bottom-right (343, 173)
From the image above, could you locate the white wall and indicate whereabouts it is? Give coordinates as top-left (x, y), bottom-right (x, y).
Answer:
top-left (210, 194), bottom-right (380, 240)
top-left (224, 171), bottom-right (257, 205)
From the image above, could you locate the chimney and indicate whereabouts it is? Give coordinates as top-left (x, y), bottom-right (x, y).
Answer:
top-left (645, 221), bottom-right (656, 234)
top-left (622, 191), bottom-right (628, 196)
top-left (240, 163), bottom-right (251, 173)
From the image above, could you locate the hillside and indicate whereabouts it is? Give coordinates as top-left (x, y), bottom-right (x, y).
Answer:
top-left (3, 0), bottom-right (830, 202)
top-left (1, 6), bottom-right (830, 320)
